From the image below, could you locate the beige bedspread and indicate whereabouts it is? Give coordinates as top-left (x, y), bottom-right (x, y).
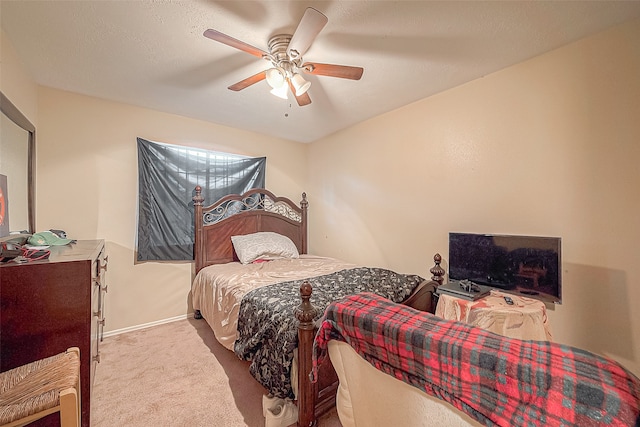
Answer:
top-left (191, 255), bottom-right (357, 350)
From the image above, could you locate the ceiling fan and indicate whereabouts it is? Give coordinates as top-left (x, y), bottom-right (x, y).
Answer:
top-left (204, 7), bottom-right (364, 106)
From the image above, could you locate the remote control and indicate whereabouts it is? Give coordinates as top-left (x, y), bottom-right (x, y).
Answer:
top-left (504, 296), bottom-right (514, 305)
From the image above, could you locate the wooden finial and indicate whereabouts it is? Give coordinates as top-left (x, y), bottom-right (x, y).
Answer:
top-left (193, 185), bottom-right (204, 205)
top-left (295, 281), bottom-right (317, 327)
top-left (430, 253), bottom-right (445, 286)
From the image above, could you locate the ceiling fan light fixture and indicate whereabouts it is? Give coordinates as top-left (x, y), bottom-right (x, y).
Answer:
top-left (266, 67), bottom-right (286, 89)
top-left (291, 73), bottom-right (311, 96)
top-left (270, 83), bottom-right (289, 99)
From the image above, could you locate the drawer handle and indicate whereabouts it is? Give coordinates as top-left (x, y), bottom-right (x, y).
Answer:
top-left (100, 256), bottom-right (109, 271)
top-left (93, 278), bottom-right (108, 293)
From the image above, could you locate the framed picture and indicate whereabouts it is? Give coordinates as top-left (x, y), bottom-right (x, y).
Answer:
top-left (0, 174), bottom-right (9, 237)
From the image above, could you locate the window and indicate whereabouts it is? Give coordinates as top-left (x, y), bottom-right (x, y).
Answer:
top-left (136, 138), bottom-right (265, 261)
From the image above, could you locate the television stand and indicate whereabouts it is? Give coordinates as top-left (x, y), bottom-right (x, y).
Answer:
top-left (435, 289), bottom-right (553, 341)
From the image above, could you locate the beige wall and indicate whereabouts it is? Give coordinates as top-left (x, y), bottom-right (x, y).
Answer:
top-left (0, 29), bottom-right (38, 124)
top-left (308, 18), bottom-right (640, 375)
top-left (35, 87), bottom-right (307, 332)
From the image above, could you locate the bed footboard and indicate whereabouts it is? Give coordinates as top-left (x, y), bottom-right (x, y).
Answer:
top-left (295, 253), bottom-right (445, 427)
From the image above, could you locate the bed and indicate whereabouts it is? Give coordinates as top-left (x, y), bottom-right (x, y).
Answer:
top-left (191, 186), bottom-right (445, 426)
top-left (314, 293), bottom-right (640, 427)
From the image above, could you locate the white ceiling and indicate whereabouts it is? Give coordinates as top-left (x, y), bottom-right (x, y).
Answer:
top-left (2, 1), bottom-right (640, 143)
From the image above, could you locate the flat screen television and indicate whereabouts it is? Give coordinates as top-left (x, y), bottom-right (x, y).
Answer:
top-left (449, 232), bottom-right (562, 304)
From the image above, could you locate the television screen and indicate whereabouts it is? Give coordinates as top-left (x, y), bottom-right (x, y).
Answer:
top-left (449, 232), bottom-right (562, 304)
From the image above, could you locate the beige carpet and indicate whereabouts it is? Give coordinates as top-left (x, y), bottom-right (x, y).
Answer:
top-left (91, 317), bottom-right (341, 427)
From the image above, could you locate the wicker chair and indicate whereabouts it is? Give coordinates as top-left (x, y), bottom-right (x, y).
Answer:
top-left (0, 347), bottom-right (81, 427)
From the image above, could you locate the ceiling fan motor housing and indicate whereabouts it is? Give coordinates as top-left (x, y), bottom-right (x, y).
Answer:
top-left (267, 34), bottom-right (300, 75)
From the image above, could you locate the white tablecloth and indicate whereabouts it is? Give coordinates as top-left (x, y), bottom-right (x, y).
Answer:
top-left (435, 289), bottom-right (553, 341)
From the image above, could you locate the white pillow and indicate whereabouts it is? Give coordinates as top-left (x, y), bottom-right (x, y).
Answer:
top-left (231, 231), bottom-right (300, 264)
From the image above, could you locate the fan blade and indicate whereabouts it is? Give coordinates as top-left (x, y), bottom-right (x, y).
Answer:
top-left (301, 62), bottom-right (364, 80)
top-left (228, 71), bottom-right (267, 91)
top-left (204, 29), bottom-right (268, 58)
top-left (287, 8), bottom-right (328, 59)
top-left (288, 80), bottom-right (312, 106)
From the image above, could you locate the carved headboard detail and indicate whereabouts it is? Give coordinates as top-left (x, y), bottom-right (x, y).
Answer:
top-left (193, 186), bottom-right (307, 272)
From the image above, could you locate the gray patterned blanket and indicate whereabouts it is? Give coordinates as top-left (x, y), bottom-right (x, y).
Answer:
top-left (233, 266), bottom-right (424, 398)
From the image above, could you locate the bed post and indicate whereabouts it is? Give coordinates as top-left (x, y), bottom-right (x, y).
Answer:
top-left (193, 185), bottom-right (204, 273)
top-left (300, 192), bottom-right (308, 255)
top-left (295, 281), bottom-right (318, 427)
top-left (430, 253), bottom-right (445, 285)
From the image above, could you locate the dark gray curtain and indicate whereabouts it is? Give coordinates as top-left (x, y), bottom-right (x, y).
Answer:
top-left (136, 138), bottom-right (266, 261)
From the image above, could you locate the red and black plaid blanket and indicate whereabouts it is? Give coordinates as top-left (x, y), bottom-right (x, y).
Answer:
top-left (313, 293), bottom-right (640, 427)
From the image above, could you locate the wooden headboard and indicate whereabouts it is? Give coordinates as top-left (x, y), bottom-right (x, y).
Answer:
top-left (192, 186), bottom-right (308, 273)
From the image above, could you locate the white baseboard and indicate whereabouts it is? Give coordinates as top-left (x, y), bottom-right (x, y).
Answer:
top-left (102, 313), bottom-right (196, 338)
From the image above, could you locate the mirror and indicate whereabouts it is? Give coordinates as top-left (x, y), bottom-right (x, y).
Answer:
top-left (0, 91), bottom-right (35, 235)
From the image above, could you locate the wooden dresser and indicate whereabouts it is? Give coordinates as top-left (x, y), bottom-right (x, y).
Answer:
top-left (0, 239), bottom-right (107, 427)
